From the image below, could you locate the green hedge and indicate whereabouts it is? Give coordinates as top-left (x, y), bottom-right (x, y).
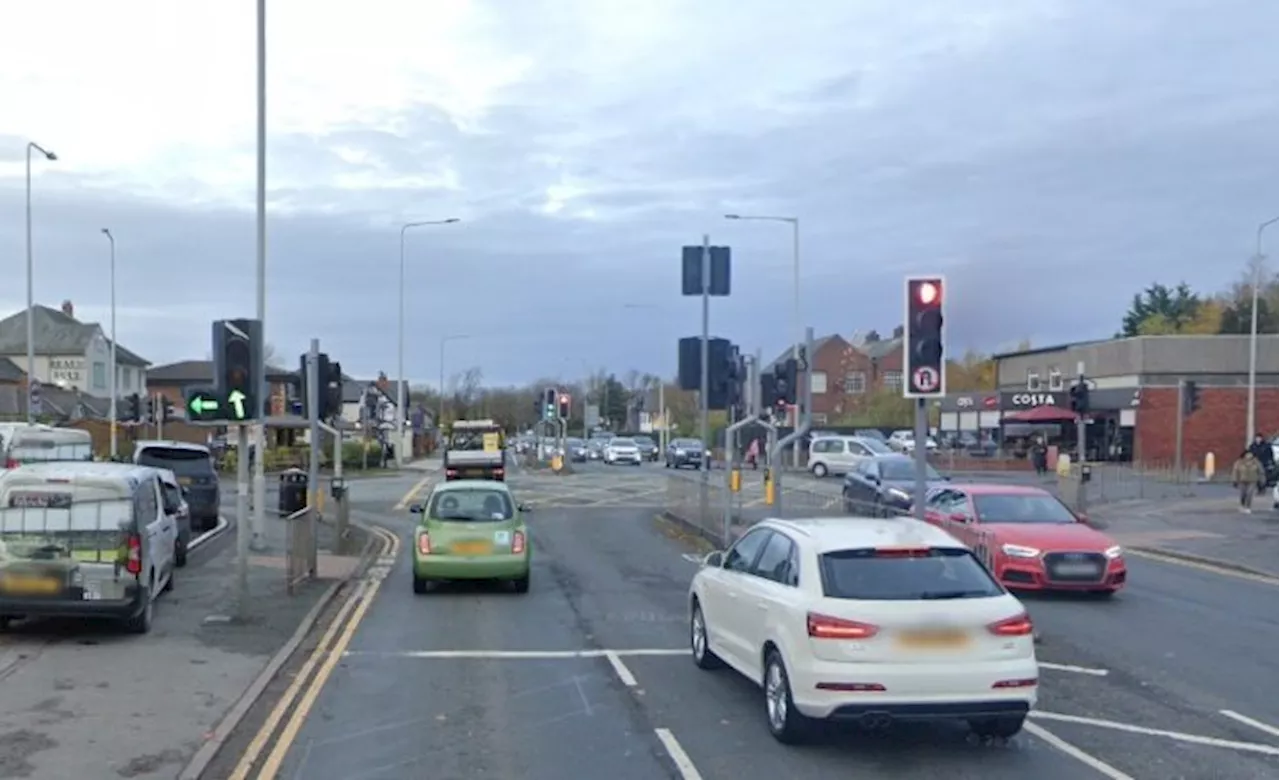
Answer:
top-left (218, 441), bottom-right (387, 473)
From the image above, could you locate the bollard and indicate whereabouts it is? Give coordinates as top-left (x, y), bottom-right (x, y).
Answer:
top-left (763, 468), bottom-right (775, 506)
top-left (729, 468), bottom-right (741, 493)
top-left (331, 477), bottom-right (349, 553)
top-left (1204, 452), bottom-right (1216, 481)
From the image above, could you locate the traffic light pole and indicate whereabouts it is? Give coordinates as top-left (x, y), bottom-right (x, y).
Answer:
top-left (769, 327), bottom-right (814, 515)
top-left (912, 398), bottom-right (929, 521)
top-left (234, 421), bottom-right (251, 621)
top-left (1175, 378), bottom-right (1186, 476)
top-left (1075, 362), bottom-right (1089, 516)
top-left (699, 233), bottom-right (711, 474)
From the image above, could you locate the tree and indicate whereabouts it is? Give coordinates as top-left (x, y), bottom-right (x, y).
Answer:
top-left (445, 367), bottom-right (483, 420)
top-left (588, 374), bottom-right (629, 429)
top-left (837, 389), bottom-right (913, 428)
top-left (1119, 282), bottom-right (1202, 337)
top-left (947, 349), bottom-right (996, 391)
top-left (1218, 265), bottom-right (1280, 335)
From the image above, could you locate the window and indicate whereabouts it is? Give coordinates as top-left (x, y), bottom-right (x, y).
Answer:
top-left (92, 361), bottom-right (106, 390)
top-left (1048, 368), bottom-right (1064, 391)
top-left (818, 547), bottom-right (1003, 601)
top-left (812, 413), bottom-right (828, 425)
top-left (1026, 370), bottom-right (1041, 391)
top-left (811, 371), bottom-right (827, 394)
top-left (724, 528), bottom-right (770, 573)
top-left (972, 494), bottom-right (1077, 524)
top-left (811, 439), bottom-right (836, 454)
top-left (753, 532), bottom-right (797, 585)
top-left (846, 441), bottom-right (868, 457)
top-left (843, 371), bottom-right (867, 394)
top-left (883, 371), bottom-right (903, 391)
top-left (879, 458), bottom-right (942, 481)
top-left (122, 367), bottom-right (133, 391)
top-left (428, 488), bottom-right (514, 521)
top-left (136, 446), bottom-right (216, 478)
top-left (135, 477), bottom-right (159, 522)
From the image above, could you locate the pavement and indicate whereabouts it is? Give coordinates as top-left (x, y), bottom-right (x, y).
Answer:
top-left (0, 480), bottom-right (374, 780)
top-left (207, 463), bottom-right (1279, 780)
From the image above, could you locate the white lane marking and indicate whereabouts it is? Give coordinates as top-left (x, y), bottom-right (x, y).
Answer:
top-left (1030, 711), bottom-right (1280, 755)
top-left (680, 553), bottom-right (703, 564)
top-left (654, 728), bottom-right (704, 780)
top-left (188, 515), bottom-right (231, 552)
top-left (604, 651), bottom-right (638, 687)
top-left (341, 648), bottom-right (686, 659)
top-left (1220, 709), bottom-right (1280, 738)
top-left (1038, 661), bottom-right (1109, 676)
top-left (1125, 550), bottom-right (1279, 585)
top-left (1025, 721), bottom-right (1134, 780)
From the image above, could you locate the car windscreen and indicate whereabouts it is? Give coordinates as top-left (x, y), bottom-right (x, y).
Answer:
top-left (857, 438), bottom-right (893, 453)
top-left (973, 494), bottom-right (1076, 524)
top-left (137, 448), bottom-right (214, 477)
top-left (819, 547), bottom-right (1003, 601)
top-left (428, 489), bottom-right (514, 522)
top-left (673, 439), bottom-right (702, 448)
top-left (634, 436), bottom-right (655, 445)
top-left (448, 430), bottom-right (500, 450)
top-left (609, 438), bottom-right (635, 446)
top-left (879, 458), bottom-right (941, 481)
top-left (565, 438), bottom-right (584, 446)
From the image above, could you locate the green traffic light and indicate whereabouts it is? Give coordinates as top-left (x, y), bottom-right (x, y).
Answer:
top-left (227, 390), bottom-right (247, 420)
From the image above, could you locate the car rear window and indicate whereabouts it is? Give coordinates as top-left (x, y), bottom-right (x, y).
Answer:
top-left (428, 489), bottom-right (514, 522)
top-left (137, 447), bottom-right (214, 477)
top-left (818, 547), bottom-right (1003, 601)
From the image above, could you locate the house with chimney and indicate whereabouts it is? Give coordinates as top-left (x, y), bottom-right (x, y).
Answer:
top-left (0, 301), bottom-right (149, 419)
top-left (764, 326), bottom-right (906, 424)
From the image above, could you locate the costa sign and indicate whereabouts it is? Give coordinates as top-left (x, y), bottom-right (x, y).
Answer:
top-left (1008, 393), bottom-right (1061, 407)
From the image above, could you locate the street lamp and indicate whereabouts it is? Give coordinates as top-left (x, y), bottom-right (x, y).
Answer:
top-left (25, 142), bottom-right (57, 423)
top-left (1247, 216), bottom-right (1278, 445)
top-left (397, 217), bottom-right (460, 467)
top-left (438, 334), bottom-right (470, 429)
top-left (101, 228), bottom-right (118, 459)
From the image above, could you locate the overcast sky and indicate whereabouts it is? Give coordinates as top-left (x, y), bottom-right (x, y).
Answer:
top-left (1, 0), bottom-right (1276, 387)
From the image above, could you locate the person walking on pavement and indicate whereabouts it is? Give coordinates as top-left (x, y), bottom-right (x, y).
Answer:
top-left (745, 438), bottom-right (760, 471)
top-left (1247, 432), bottom-right (1277, 506)
top-left (1030, 436), bottom-right (1048, 476)
top-left (1230, 449), bottom-right (1263, 513)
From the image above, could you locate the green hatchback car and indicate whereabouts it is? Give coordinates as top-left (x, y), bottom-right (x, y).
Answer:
top-left (409, 480), bottom-right (532, 594)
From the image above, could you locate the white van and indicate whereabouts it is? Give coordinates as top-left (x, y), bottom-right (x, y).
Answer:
top-left (807, 434), bottom-right (893, 478)
top-left (0, 423), bottom-right (93, 473)
top-left (0, 462), bottom-right (177, 634)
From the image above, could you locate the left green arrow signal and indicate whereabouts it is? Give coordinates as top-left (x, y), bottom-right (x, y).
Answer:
top-left (189, 395), bottom-right (220, 415)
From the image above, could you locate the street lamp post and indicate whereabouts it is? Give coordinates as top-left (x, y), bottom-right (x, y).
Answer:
top-left (25, 142), bottom-right (57, 423)
top-left (397, 218), bottom-right (460, 468)
top-left (101, 229), bottom-right (118, 459)
top-left (725, 213), bottom-right (802, 463)
top-left (1247, 217), bottom-right (1278, 445)
top-left (438, 334), bottom-right (470, 430)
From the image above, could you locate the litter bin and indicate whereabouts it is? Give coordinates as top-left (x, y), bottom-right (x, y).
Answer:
top-left (279, 468), bottom-right (308, 516)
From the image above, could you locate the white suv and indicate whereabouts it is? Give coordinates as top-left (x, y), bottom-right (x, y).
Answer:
top-left (688, 516), bottom-right (1037, 743)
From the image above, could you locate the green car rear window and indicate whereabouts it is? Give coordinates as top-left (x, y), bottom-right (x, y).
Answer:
top-left (429, 489), bottom-right (514, 522)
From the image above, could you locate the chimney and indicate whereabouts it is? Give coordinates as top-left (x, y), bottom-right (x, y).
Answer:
top-left (865, 329), bottom-right (881, 342)
top-left (892, 324), bottom-right (904, 339)
top-left (61, 300), bottom-right (74, 318)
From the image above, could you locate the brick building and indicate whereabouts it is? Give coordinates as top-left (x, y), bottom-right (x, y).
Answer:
top-left (937, 335), bottom-right (1279, 467)
top-left (146, 360), bottom-right (298, 418)
top-left (765, 327), bottom-right (905, 424)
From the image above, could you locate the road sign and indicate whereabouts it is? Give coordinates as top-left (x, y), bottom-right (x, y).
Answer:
top-left (911, 366), bottom-right (940, 394)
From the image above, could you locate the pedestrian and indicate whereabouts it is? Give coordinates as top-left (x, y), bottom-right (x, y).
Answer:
top-left (1029, 436), bottom-right (1048, 476)
top-left (1230, 449), bottom-right (1263, 514)
top-left (746, 438), bottom-right (760, 471)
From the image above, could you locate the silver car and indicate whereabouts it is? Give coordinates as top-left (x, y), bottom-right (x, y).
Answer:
top-left (603, 437), bottom-right (642, 466)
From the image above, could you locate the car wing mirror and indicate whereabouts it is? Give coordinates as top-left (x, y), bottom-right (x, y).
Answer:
top-left (408, 503), bottom-right (425, 514)
top-left (702, 550), bottom-right (724, 568)
top-left (518, 503), bottom-right (533, 513)
top-left (948, 512), bottom-right (970, 523)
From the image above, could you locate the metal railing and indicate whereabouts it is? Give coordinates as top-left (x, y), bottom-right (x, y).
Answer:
top-left (284, 505), bottom-right (316, 594)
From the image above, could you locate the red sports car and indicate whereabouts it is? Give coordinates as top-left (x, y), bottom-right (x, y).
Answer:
top-left (922, 483), bottom-right (1126, 595)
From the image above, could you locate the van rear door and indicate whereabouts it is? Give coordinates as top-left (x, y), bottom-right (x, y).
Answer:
top-left (0, 479), bottom-right (137, 603)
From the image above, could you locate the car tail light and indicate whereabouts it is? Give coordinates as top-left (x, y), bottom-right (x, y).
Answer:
top-left (987, 612), bottom-right (1034, 637)
top-left (816, 682), bottom-right (886, 692)
top-left (3, 458), bottom-right (17, 470)
top-left (807, 612), bottom-right (878, 639)
top-left (873, 547), bottom-right (931, 558)
top-left (445, 469), bottom-right (458, 479)
top-left (511, 530), bottom-right (526, 554)
top-left (417, 532), bottom-right (432, 555)
top-left (493, 468), bottom-right (505, 478)
top-left (992, 678), bottom-right (1038, 689)
top-left (125, 534), bottom-right (142, 575)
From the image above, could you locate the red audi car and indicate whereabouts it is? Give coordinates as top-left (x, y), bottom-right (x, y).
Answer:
top-left (922, 483), bottom-right (1126, 596)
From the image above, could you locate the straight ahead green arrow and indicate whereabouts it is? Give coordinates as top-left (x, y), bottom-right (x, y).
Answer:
top-left (227, 390), bottom-right (247, 419)
top-left (189, 395), bottom-right (219, 415)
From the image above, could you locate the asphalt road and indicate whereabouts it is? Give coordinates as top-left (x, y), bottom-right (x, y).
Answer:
top-left (260, 465), bottom-right (1278, 780)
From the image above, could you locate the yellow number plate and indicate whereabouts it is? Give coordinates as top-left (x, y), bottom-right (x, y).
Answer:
top-left (452, 541), bottom-right (492, 556)
top-left (0, 575), bottom-right (61, 595)
top-left (178, 477), bottom-right (193, 486)
top-left (896, 630), bottom-right (968, 649)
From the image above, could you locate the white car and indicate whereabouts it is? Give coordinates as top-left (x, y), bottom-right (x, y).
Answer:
top-left (603, 437), bottom-right (642, 466)
top-left (688, 516), bottom-right (1037, 743)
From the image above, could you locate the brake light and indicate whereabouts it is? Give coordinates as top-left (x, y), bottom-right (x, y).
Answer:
top-left (417, 532), bottom-right (431, 555)
top-left (511, 530), bottom-right (526, 554)
top-left (992, 678), bottom-right (1038, 689)
top-left (494, 468), bottom-right (504, 478)
top-left (873, 547), bottom-right (931, 558)
top-left (445, 469), bottom-right (458, 479)
top-left (125, 534), bottom-right (142, 575)
top-left (987, 612), bottom-right (1034, 636)
top-left (807, 612), bottom-right (878, 639)
top-left (3, 458), bottom-right (18, 469)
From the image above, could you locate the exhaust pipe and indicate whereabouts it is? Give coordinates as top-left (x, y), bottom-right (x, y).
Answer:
top-left (859, 712), bottom-right (893, 729)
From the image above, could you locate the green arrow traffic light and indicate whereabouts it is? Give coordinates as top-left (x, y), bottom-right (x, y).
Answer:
top-left (189, 395), bottom-right (219, 415)
top-left (227, 389), bottom-right (247, 420)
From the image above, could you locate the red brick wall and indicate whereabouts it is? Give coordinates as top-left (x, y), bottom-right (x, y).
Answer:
top-left (1135, 386), bottom-right (1278, 466)
top-left (812, 337), bottom-right (866, 416)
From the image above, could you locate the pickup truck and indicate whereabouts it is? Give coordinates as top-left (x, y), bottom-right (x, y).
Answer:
top-left (443, 419), bottom-right (506, 481)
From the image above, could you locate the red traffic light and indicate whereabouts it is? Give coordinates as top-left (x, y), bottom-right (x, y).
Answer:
top-left (559, 394), bottom-right (569, 403)
top-left (917, 281), bottom-right (940, 305)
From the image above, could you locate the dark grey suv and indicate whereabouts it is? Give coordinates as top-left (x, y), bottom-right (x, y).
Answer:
top-left (664, 438), bottom-right (704, 469)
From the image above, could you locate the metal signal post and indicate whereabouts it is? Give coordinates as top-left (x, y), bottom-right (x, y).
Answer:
top-left (904, 276), bottom-right (946, 521)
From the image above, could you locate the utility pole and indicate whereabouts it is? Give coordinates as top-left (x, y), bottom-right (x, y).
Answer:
top-left (1075, 362), bottom-right (1089, 515)
top-left (251, 0), bottom-right (269, 553)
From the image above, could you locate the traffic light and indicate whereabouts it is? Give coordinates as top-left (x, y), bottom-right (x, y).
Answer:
top-left (903, 276), bottom-right (946, 398)
top-left (776, 358), bottom-right (798, 405)
top-left (142, 395), bottom-right (155, 423)
top-left (759, 371), bottom-right (777, 408)
top-left (315, 353), bottom-right (332, 419)
top-left (327, 361), bottom-right (344, 420)
top-left (543, 387), bottom-right (557, 420)
top-left (213, 319), bottom-right (263, 422)
top-left (557, 393), bottom-right (571, 419)
top-left (1183, 381), bottom-right (1200, 415)
top-left (1069, 382), bottom-right (1090, 414)
top-left (159, 397), bottom-right (175, 423)
top-left (124, 393), bottom-right (141, 422)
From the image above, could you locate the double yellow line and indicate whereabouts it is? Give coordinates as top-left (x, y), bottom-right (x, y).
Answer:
top-left (228, 525), bottom-right (401, 780)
